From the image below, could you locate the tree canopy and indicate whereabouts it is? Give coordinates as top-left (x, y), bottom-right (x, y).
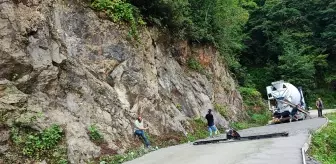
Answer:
top-left (240, 0), bottom-right (336, 100)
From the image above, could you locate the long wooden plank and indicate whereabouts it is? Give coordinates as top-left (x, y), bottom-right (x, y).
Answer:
top-left (193, 132), bottom-right (289, 145)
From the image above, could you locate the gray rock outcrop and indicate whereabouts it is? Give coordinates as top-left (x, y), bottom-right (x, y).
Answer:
top-left (0, 0), bottom-right (246, 163)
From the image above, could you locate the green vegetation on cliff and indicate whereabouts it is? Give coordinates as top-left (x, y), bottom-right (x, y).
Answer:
top-left (90, 0), bottom-right (146, 39)
top-left (88, 124), bottom-right (104, 142)
top-left (7, 124), bottom-right (67, 164)
top-left (231, 87), bottom-right (271, 130)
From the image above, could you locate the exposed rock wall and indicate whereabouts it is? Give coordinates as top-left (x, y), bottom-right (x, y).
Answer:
top-left (0, 0), bottom-right (246, 163)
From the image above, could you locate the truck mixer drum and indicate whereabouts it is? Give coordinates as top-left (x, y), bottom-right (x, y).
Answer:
top-left (266, 80), bottom-right (310, 123)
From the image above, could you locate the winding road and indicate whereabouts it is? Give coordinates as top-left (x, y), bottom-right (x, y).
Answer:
top-left (125, 109), bottom-right (335, 164)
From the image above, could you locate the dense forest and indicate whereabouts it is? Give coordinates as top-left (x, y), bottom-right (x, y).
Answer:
top-left (241, 0), bottom-right (336, 108)
top-left (91, 0), bottom-right (336, 108)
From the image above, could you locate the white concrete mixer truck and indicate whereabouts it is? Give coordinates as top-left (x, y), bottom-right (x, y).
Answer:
top-left (266, 80), bottom-right (310, 123)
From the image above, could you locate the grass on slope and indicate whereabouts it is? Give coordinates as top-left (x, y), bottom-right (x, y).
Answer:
top-left (309, 113), bottom-right (336, 164)
top-left (230, 87), bottom-right (272, 130)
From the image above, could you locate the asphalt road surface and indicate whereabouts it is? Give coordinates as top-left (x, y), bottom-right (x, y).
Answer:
top-left (125, 109), bottom-right (335, 164)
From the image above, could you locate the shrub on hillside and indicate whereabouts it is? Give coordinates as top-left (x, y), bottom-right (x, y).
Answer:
top-left (229, 87), bottom-right (271, 130)
top-left (187, 58), bottom-right (203, 72)
top-left (10, 124), bottom-right (67, 163)
top-left (91, 0), bottom-right (145, 38)
top-left (88, 124), bottom-right (104, 142)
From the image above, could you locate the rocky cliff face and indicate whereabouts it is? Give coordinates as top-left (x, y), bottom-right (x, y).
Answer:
top-left (0, 0), bottom-right (246, 163)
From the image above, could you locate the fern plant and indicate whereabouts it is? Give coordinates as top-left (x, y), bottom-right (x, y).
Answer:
top-left (88, 124), bottom-right (104, 142)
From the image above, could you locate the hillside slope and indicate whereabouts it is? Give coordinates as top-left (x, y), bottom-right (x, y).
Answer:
top-left (0, 0), bottom-right (247, 163)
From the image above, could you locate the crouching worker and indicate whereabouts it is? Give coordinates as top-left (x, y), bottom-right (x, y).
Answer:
top-left (134, 116), bottom-right (151, 148)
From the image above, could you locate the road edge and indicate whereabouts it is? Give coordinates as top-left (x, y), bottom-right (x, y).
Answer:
top-left (301, 115), bottom-right (329, 164)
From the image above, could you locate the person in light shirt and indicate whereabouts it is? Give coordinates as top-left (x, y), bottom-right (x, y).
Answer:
top-left (134, 116), bottom-right (150, 148)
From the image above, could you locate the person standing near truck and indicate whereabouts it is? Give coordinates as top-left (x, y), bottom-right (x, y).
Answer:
top-left (316, 98), bottom-right (324, 117)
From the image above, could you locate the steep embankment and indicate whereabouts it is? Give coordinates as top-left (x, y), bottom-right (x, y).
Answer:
top-left (0, 0), bottom-right (246, 163)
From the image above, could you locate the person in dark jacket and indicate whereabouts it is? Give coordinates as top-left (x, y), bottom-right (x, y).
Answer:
top-left (316, 98), bottom-right (324, 117)
top-left (205, 109), bottom-right (219, 138)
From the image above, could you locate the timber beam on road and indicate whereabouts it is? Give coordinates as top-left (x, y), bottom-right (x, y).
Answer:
top-left (193, 132), bottom-right (289, 145)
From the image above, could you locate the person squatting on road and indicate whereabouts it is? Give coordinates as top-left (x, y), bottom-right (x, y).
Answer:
top-left (205, 109), bottom-right (219, 138)
top-left (316, 98), bottom-right (324, 117)
top-left (134, 116), bottom-right (151, 148)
